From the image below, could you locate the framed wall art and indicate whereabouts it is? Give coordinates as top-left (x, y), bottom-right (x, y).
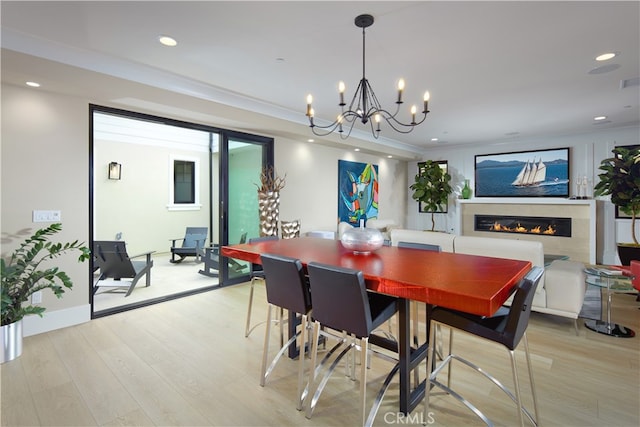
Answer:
top-left (338, 160), bottom-right (379, 225)
top-left (474, 148), bottom-right (570, 198)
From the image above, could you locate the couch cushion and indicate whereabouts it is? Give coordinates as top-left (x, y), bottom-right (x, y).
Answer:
top-left (389, 229), bottom-right (455, 252)
top-left (544, 260), bottom-right (586, 316)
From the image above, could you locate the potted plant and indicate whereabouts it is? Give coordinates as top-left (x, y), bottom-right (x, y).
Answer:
top-left (1, 223), bottom-right (90, 363)
top-left (410, 160), bottom-right (453, 231)
top-left (593, 145), bottom-right (640, 264)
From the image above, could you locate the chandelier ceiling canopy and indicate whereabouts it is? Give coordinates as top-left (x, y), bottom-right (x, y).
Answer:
top-left (305, 14), bottom-right (431, 140)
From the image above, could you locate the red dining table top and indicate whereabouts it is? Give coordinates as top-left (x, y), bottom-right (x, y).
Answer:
top-left (221, 237), bottom-right (532, 317)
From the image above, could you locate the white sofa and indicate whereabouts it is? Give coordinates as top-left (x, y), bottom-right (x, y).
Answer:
top-left (389, 229), bottom-right (586, 331)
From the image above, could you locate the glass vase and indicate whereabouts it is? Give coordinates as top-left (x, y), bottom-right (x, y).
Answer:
top-left (462, 179), bottom-right (472, 199)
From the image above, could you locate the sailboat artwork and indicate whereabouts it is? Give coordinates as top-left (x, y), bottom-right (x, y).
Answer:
top-left (475, 148), bottom-right (569, 197)
top-left (512, 158), bottom-right (546, 187)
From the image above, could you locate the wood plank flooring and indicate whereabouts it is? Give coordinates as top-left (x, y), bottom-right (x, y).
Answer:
top-left (2, 282), bottom-right (638, 426)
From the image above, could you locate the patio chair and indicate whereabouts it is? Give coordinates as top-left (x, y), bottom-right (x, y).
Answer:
top-left (170, 227), bottom-right (208, 263)
top-left (93, 240), bottom-right (154, 297)
top-left (198, 232), bottom-right (248, 277)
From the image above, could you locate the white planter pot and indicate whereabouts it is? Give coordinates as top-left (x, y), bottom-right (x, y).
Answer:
top-left (1, 319), bottom-right (23, 363)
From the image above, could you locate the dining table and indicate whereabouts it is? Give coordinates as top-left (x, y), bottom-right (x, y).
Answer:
top-left (221, 236), bottom-right (531, 415)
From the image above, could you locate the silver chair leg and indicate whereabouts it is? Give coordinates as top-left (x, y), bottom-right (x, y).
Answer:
top-left (296, 313), bottom-right (308, 411)
top-left (245, 277), bottom-right (259, 337)
top-left (523, 334), bottom-right (540, 426)
top-left (509, 349), bottom-right (525, 427)
top-left (259, 304), bottom-right (274, 386)
top-left (359, 336), bottom-right (369, 426)
top-left (424, 319), bottom-right (437, 422)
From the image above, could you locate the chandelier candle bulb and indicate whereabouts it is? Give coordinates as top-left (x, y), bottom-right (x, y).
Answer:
top-left (339, 81), bottom-right (346, 106)
top-left (411, 105), bottom-right (417, 124)
top-left (306, 94), bottom-right (313, 116)
top-left (423, 91), bottom-right (430, 113)
top-left (397, 79), bottom-right (405, 103)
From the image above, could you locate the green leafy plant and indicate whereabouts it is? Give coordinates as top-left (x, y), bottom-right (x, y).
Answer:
top-left (1, 223), bottom-right (90, 326)
top-left (410, 160), bottom-right (453, 231)
top-left (593, 146), bottom-right (640, 245)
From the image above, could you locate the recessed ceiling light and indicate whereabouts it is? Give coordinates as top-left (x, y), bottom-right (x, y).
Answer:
top-left (354, 148), bottom-right (360, 152)
top-left (431, 138), bottom-right (438, 142)
top-left (25, 81), bottom-right (40, 87)
top-left (594, 115), bottom-right (607, 121)
top-left (307, 139), bottom-right (314, 143)
top-left (596, 52), bottom-right (616, 61)
top-left (387, 155), bottom-right (393, 159)
top-left (158, 35), bottom-right (177, 47)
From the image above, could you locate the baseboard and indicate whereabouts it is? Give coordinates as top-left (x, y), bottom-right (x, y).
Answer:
top-left (22, 304), bottom-right (91, 337)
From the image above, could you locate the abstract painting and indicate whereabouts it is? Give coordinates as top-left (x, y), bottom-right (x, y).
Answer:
top-left (338, 160), bottom-right (379, 225)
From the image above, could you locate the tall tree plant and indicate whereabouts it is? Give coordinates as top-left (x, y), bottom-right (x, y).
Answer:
top-left (593, 146), bottom-right (640, 252)
top-left (410, 160), bottom-right (452, 231)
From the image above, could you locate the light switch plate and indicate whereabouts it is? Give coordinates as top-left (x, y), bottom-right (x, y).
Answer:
top-left (33, 210), bottom-right (62, 222)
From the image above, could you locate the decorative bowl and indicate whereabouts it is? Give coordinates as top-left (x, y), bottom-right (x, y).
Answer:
top-left (340, 227), bottom-right (385, 254)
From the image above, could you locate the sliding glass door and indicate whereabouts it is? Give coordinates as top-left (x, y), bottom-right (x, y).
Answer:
top-left (90, 105), bottom-right (273, 315)
top-left (219, 131), bottom-right (273, 285)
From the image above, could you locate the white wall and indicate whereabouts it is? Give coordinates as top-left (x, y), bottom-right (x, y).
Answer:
top-left (275, 138), bottom-right (408, 234)
top-left (1, 84), bottom-right (91, 334)
top-left (94, 134), bottom-right (210, 255)
top-left (411, 126), bottom-right (640, 264)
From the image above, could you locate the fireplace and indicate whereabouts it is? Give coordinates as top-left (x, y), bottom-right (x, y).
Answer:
top-left (459, 199), bottom-right (596, 264)
top-left (474, 214), bottom-right (572, 237)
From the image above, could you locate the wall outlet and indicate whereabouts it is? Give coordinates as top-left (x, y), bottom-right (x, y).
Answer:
top-left (31, 291), bottom-right (42, 304)
top-left (33, 210), bottom-right (62, 222)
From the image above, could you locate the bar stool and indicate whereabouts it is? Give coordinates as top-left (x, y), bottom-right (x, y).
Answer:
top-left (245, 235), bottom-right (279, 337)
top-left (305, 262), bottom-right (399, 426)
top-left (259, 253), bottom-right (312, 410)
top-left (424, 266), bottom-right (544, 427)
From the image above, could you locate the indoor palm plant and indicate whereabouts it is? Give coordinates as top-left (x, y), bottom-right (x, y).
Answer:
top-left (593, 145), bottom-right (640, 264)
top-left (410, 160), bottom-right (453, 231)
top-left (1, 223), bottom-right (90, 362)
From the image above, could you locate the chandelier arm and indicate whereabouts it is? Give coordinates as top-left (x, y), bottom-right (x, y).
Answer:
top-left (380, 113), bottom-right (429, 134)
top-left (339, 116), bottom-right (359, 140)
top-left (309, 119), bottom-right (342, 136)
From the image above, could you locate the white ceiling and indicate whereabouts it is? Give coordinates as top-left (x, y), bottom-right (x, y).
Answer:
top-left (2, 1), bottom-right (639, 159)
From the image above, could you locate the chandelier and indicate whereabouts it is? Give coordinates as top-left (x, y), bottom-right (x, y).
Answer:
top-left (305, 14), bottom-right (431, 140)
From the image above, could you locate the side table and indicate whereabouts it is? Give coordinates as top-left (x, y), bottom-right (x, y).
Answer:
top-left (583, 267), bottom-right (636, 338)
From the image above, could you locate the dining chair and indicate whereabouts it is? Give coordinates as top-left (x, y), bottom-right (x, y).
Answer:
top-left (245, 235), bottom-right (280, 337)
top-left (259, 253), bottom-right (312, 410)
top-left (305, 262), bottom-right (399, 426)
top-left (424, 266), bottom-right (544, 427)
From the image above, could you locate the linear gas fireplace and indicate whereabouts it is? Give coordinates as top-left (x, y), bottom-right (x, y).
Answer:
top-left (475, 214), bottom-right (572, 237)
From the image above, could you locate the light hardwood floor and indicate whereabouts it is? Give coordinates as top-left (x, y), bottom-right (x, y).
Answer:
top-left (2, 282), bottom-right (638, 426)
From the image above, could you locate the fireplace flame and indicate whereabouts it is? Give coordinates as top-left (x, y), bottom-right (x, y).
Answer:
top-left (490, 221), bottom-right (556, 235)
